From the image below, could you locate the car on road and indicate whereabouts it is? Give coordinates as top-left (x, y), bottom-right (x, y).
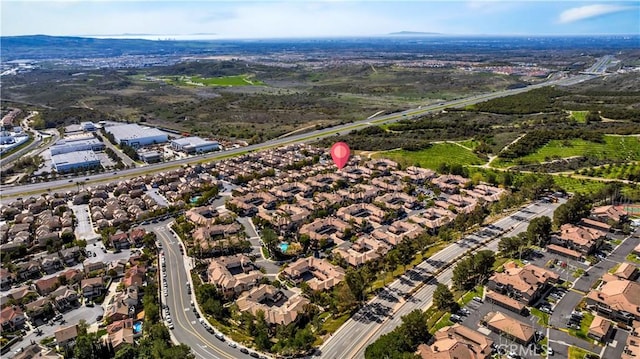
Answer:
top-left (547, 347), bottom-right (554, 356)
top-left (53, 314), bottom-right (63, 321)
top-left (229, 342), bottom-right (237, 348)
top-left (250, 352), bottom-right (259, 358)
top-left (240, 348), bottom-right (249, 354)
top-left (215, 333), bottom-right (225, 341)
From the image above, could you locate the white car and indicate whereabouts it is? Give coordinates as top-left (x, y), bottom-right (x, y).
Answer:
top-left (168, 323), bottom-right (174, 330)
top-left (547, 347), bottom-right (554, 355)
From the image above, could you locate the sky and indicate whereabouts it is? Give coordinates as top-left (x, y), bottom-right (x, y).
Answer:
top-left (1, 1), bottom-right (639, 39)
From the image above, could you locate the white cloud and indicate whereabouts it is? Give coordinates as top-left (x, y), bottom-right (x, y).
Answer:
top-left (558, 4), bottom-right (635, 24)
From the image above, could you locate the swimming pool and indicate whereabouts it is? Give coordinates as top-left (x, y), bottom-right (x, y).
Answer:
top-left (278, 242), bottom-right (289, 253)
top-left (190, 196), bottom-right (201, 204)
top-left (133, 321), bottom-right (143, 334)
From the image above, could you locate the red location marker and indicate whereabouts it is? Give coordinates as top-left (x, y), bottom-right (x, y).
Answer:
top-left (330, 142), bottom-right (350, 170)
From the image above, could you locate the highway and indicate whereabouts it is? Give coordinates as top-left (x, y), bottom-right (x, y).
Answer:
top-left (0, 71), bottom-right (598, 201)
top-left (319, 199), bottom-right (562, 359)
top-left (153, 223), bottom-right (248, 359)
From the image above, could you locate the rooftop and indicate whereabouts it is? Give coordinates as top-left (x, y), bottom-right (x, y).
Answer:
top-left (51, 150), bottom-right (100, 165)
top-left (106, 123), bottom-right (167, 141)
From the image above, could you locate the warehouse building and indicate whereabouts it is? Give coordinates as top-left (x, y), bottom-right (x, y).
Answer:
top-left (170, 137), bottom-right (220, 154)
top-left (52, 151), bottom-right (101, 173)
top-left (106, 124), bottom-right (168, 148)
top-left (50, 138), bottom-right (105, 155)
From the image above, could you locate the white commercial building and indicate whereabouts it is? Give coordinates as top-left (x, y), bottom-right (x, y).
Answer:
top-left (50, 138), bottom-right (105, 155)
top-left (170, 137), bottom-right (220, 154)
top-left (52, 151), bottom-right (101, 173)
top-left (106, 124), bottom-right (168, 148)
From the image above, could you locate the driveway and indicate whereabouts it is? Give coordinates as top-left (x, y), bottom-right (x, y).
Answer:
top-left (70, 204), bottom-right (99, 240)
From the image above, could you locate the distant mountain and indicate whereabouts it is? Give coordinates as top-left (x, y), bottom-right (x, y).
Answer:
top-left (388, 31), bottom-right (443, 36)
top-left (0, 35), bottom-right (222, 61)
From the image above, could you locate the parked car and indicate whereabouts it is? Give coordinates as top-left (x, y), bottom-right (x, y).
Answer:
top-left (473, 296), bottom-right (483, 302)
top-left (240, 348), bottom-right (249, 354)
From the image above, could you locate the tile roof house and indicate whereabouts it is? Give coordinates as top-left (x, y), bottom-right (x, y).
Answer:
top-left (283, 257), bottom-right (345, 291)
top-left (35, 276), bottom-right (61, 296)
top-left (122, 265), bottom-right (146, 288)
top-left (416, 323), bottom-right (493, 359)
top-left (546, 244), bottom-right (584, 261)
top-left (236, 284), bottom-right (310, 326)
top-left (483, 311), bottom-right (535, 345)
top-left (61, 268), bottom-right (84, 285)
top-left (487, 261), bottom-right (559, 305)
top-left (0, 305), bottom-right (26, 331)
top-left (586, 273), bottom-right (640, 323)
top-left (81, 277), bottom-right (105, 299)
top-left (614, 263), bottom-right (639, 281)
top-left (551, 223), bottom-right (606, 255)
top-left (51, 285), bottom-right (79, 312)
top-left (337, 203), bottom-right (386, 226)
top-left (207, 254), bottom-right (263, 298)
top-left (590, 205), bottom-right (628, 224)
top-left (299, 218), bottom-right (351, 246)
top-left (588, 315), bottom-right (613, 342)
top-left (622, 321), bottom-right (640, 359)
top-left (0, 267), bottom-right (14, 290)
top-left (55, 324), bottom-right (78, 350)
top-left (411, 207), bottom-right (455, 231)
top-left (332, 235), bottom-right (390, 267)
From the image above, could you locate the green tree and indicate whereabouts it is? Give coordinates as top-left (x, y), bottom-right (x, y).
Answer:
top-left (114, 344), bottom-right (137, 359)
top-left (399, 309), bottom-right (430, 348)
top-left (433, 284), bottom-right (456, 312)
top-left (472, 250), bottom-right (496, 282)
top-left (452, 257), bottom-right (473, 290)
top-left (526, 216), bottom-right (552, 246)
top-left (345, 268), bottom-right (366, 302)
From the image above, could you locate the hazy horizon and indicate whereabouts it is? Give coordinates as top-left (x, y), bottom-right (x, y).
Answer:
top-left (2, 1), bottom-right (638, 39)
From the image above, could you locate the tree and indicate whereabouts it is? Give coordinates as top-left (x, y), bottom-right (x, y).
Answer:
top-left (433, 284), bottom-right (456, 312)
top-left (345, 268), bottom-right (366, 302)
top-left (526, 216), bottom-right (552, 246)
top-left (364, 331), bottom-right (413, 359)
top-left (452, 257), bottom-right (474, 290)
top-left (114, 344), bottom-right (137, 359)
top-left (399, 309), bottom-right (430, 348)
top-left (498, 236), bottom-right (525, 257)
top-left (472, 250), bottom-right (495, 283)
top-left (553, 193), bottom-right (591, 227)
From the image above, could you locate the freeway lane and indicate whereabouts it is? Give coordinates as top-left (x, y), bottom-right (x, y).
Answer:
top-left (0, 72), bottom-right (597, 201)
top-left (320, 200), bottom-right (562, 359)
top-left (153, 224), bottom-right (241, 359)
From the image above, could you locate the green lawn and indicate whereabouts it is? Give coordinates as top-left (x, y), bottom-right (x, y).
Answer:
top-left (431, 313), bottom-right (454, 332)
top-left (530, 307), bottom-right (550, 327)
top-left (322, 313), bottom-right (352, 333)
top-left (568, 312), bottom-right (595, 340)
top-left (568, 346), bottom-right (598, 359)
top-left (459, 286), bottom-right (484, 306)
top-left (161, 74), bottom-right (265, 87)
top-left (627, 253), bottom-right (640, 264)
top-left (569, 111), bottom-right (589, 123)
top-left (375, 142), bottom-right (484, 170)
top-left (497, 135), bottom-right (640, 167)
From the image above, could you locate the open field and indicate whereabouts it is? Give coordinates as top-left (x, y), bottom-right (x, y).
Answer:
top-left (569, 110), bottom-right (588, 123)
top-left (160, 74), bottom-right (266, 87)
top-left (493, 135), bottom-right (640, 168)
top-left (374, 142), bottom-right (485, 170)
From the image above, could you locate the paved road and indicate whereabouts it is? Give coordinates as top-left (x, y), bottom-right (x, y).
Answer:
top-left (320, 200), bottom-right (562, 359)
top-left (95, 131), bottom-right (136, 168)
top-left (0, 71), bottom-right (599, 202)
top-left (153, 223), bottom-right (256, 359)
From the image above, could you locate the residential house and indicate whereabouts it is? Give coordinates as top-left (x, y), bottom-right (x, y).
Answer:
top-left (185, 206), bottom-right (219, 226)
top-left (40, 253), bottom-right (63, 274)
top-left (332, 235), bottom-right (390, 267)
top-left (16, 260), bottom-right (42, 281)
top-left (622, 321), bottom-right (640, 359)
top-left (12, 342), bottom-right (60, 359)
top-left (7, 285), bottom-right (37, 305)
top-left (35, 276), bottom-right (60, 296)
top-left (122, 265), bottom-right (146, 288)
top-left (61, 268), bottom-right (84, 285)
top-left (110, 232), bottom-right (130, 250)
top-left (588, 315), bottom-right (613, 342)
top-left (207, 254), bottom-right (263, 298)
top-left (55, 324), bottom-right (78, 350)
top-left (81, 277), bottom-right (105, 299)
top-left (59, 246), bottom-right (82, 266)
top-left (580, 218), bottom-right (612, 233)
top-left (236, 284), bottom-right (310, 326)
top-left (411, 207), bottom-right (455, 231)
top-left (591, 205), bottom-right (628, 225)
top-left (483, 311), bottom-right (535, 345)
top-left (416, 323), bottom-right (493, 359)
top-left (485, 290), bottom-right (526, 315)
top-left (283, 257), bottom-right (345, 291)
top-left (105, 299), bottom-right (134, 322)
top-left (84, 260), bottom-right (106, 275)
top-left (487, 261), bottom-right (558, 305)
top-left (550, 223), bottom-right (605, 255)
top-left (0, 267), bottom-right (14, 290)
top-left (337, 203), bottom-right (386, 227)
top-left (128, 228), bottom-right (146, 247)
top-left (24, 297), bottom-right (52, 320)
top-left (546, 244), bottom-right (584, 261)
top-left (614, 263), bottom-right (639, 281)
top-left (50, 285), bottom-right (79, 312)
top-left (0, 305), bottom-right (26, 331)
top-left (586, 273), bottom-right (640, 323)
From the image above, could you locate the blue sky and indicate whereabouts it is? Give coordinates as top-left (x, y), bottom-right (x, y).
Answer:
top-left (1, 1), bottom-right (638, 38)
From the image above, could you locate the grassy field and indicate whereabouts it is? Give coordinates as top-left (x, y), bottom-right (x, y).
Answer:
top-left (569, 110), bottom-right (588, 123)
top-left (577, 162), bottom-right (640, 181)
top-left (375, 142), bottom-right (485, 170)
top-left (495, 135), bottom-right (640, 168)
top-left (161, 74), bottom-right (265, 87)
top-left (568, 346), bottom-right (598, 359)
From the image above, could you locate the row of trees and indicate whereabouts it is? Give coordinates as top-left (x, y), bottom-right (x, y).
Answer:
top-left (364, 310), bottom-right (429, 359)
top-left (452, 250), bottom-right (496, 290)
